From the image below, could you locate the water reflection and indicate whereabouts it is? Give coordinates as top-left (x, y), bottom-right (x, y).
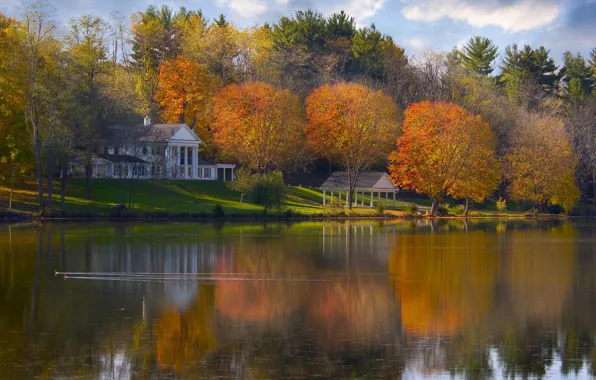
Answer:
top-left (0, 220), bottom-right (596, 378)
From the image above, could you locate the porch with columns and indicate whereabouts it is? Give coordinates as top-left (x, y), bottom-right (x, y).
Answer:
top-left (167, 144), bottom-right (200, 179)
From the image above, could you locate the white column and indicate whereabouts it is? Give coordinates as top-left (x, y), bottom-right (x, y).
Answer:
top-left (184, 146), bottom-right (188, 179)
top-left (370, 191), bottom-right (373, 207)
top-left (393, 191), bottom-right (396, 207)
top-left (323, 190), bottom-right (326, 206)
top-left (192, 146), bottom-right (198, 178)
top-left (177, 146), bottom-right (181, 178)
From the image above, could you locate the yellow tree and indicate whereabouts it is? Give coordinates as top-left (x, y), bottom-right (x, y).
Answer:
top-left (212, 81), bottom-right (304, 172)
top-left (305, 83), bottom-right (399, 209)
top-left (506, 110), bottom-right (580, 212)
top-left (388, 101), bottom-right (500, 215)
top-left (154, 55), bottom-right (219, 140)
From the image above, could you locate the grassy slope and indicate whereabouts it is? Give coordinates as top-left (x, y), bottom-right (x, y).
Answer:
top-left (0, 178), bottom-right (532, 218)
top-left (0, 179), bottom-right (333, 216)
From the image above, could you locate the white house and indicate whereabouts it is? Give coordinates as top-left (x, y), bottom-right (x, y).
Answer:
top-left (69, 118), bottom-right (236, 181)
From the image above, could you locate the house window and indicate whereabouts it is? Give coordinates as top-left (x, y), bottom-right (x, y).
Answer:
top-left (204, 168), bottom-right (211, 178)
top-left (141, 165), bottom-right (146, 176)
top-left (114, 164), bottom-right (121, 177)
top-left (103, 147), bottom-right (109, 155)
top-left (114, 147), bottom-right (119, 155)
top-left (198, 168), bottom-right (203, 178)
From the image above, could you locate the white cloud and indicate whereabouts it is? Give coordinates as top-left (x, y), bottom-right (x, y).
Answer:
top-left (216, 0), bottom-right (269, 18)
top-left (407, 36), bottom-right (426, 49)
top-left (402, 0), bottom-right (561, 32)
top-left (332, 0), bottom-right (386, 25)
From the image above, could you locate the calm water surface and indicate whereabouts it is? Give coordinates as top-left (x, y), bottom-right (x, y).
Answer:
top-left (1, 220), bottom-right (596, 379)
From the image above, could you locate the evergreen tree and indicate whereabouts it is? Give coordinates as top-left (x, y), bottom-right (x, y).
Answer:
top-left (559, 51), bottom-right (592, 98)
top-left (459, 36), bottom-right (498, 76)
top-left (500, 44), bottom-right (557, 90)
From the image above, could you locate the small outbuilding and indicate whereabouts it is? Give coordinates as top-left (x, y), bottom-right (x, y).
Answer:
top-left (320, 171), bottom-right (399, 208)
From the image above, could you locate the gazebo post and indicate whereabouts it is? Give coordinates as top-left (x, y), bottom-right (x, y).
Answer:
top-left (378, 192), bottom-right (380, 205)
top-left (393, 191), bottom-right (396, 208)
top-left (323, 190), bottom-right (326, 206)
top-left (370, 191), bottom-right (373, 208)
top-left (361, 192), bottom-right (365, 206)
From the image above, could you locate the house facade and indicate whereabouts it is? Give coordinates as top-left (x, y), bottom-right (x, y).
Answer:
top-left (70, 119), bottom-right (235, 181)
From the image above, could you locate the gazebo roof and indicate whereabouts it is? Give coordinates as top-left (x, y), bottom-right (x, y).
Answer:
top-left (320, 172), bottom-right (397, 191)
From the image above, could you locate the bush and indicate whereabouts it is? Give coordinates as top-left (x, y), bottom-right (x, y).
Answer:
top-left (496, 197), bottom-right (507, 213)
top-left (453, 204), bottom-right (466, 215)
top-left (436, 205), bottom-right (449, 217)
top-left (248, 170), bottom-right (287, 216)
top-left (212, 203), bottom-right (225, 218)
top-left (547, 204), bottom-right (564, 214)
top-left (407, 204), bottom-right (418, 215)
top-left (376, 203), bottom-right (385, 215)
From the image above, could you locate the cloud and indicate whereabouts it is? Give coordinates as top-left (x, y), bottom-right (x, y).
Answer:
top-left (332, 0), bottom-right (386, 25)
top-left (402, 0), bottom-right (561, 32)
top-left (216, 0), bottom-right (269, 17)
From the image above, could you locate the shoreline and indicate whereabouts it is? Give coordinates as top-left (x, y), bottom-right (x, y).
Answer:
top-left (0, 209), bottom-right (570, 223)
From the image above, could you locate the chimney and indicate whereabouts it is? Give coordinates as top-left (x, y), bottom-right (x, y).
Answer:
top-left (144, 116), bottom-right (151, 126)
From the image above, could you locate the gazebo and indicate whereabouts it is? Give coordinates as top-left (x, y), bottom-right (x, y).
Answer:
top-left (320, 172), bottom-right (399, 208)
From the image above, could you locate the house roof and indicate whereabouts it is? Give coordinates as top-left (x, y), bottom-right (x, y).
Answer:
top-left (99, 154), bottom-right (147, 164)
top-left (320, 172), bottom-right (397, 191)
top-left (102, 123), bottom-right (196, 142)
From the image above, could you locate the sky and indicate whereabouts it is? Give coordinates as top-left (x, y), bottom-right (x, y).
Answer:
top-left (2, 0), bottom-right (596, 65)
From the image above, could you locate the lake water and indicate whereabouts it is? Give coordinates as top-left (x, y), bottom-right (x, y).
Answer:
top-left (1, 220), bottom-right (595, 379)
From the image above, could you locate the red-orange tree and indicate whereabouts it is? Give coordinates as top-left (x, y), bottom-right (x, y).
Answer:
top-left (305, 83), bottom-right (399, 208)
top-left (154, 55), bottom-right (218, 140)
top-left (212, 81), bottom-right (304, 172)
top-left (388, 101), bottom-right (500, 215)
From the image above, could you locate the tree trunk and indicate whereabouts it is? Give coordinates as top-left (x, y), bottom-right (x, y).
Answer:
top-left (240, 193), bottom-right (244, 203)
top-left (430, 199), bottom-right (439, 216)
top-left (592, 169), bottom-right (596, 204)
top-left (86, 148), bottom-right (93, 199)
top-left (464, 197), bottom-right (470, 217)
top-left (34, 126), bottom-right (43, 210)
top-left (46, 151), bottom-right (53, 209)
top-left (60, 162), bottom-right (67, 210)
top-left (9, 167), bottom-right (15, 210)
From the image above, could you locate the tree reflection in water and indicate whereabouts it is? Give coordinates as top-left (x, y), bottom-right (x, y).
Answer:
top-left (1, 221), bottom-right (596, 378)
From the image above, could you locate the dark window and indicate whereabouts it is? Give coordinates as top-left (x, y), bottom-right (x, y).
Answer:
top-left (114, 147), bottom-right (119, 155)
top-left (104, 147), bottom-right (108, 155)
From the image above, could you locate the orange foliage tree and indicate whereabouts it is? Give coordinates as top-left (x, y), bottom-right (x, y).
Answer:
top-left (154, 55), bottom-right (219, 140)
top-left (388, 101), bottom-right (500, 215)
top-left (505, 110), bottom-right (580, 213)
top-left (305, 83), bottom-right (399, 209)
top-left (212, 81), bottom-right (305, 172)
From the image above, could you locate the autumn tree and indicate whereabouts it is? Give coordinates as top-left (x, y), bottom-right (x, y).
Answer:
top-left (154, 55), bottom-right (218, 139)
top-left (212, 81), bottom-right (304, 172)
top-left (388, 101), bottom-right (500, 215)
top-left (506, 110), bottom-right (580, 212)
top-left (306, 83), bottom-right (399, 209)
top-left (17, 0), bottom-right (58, 208)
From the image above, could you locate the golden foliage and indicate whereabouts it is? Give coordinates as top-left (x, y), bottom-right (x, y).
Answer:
top-left (505, 111), bottom-right (580, 212)
top-left (212, 81), bottom-right (304, 171)
top-left (154, 55), bottom-right (219, 140)
top-left (388, 101), bottom-right (500, 204)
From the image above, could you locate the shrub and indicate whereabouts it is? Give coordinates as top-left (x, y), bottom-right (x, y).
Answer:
top-left (547, 204), bottom-right (564, 214)
top-left (212, 203), bottom-right (225, 218)
top-left (248, 170), bottom-right (287, 216)
top-left (496, 197), bottom-right (507, 213)
top-left (376, 203), bottom-right (385, 215)
top-left (407, 204), bottom-right (418, 215)
top-left (453, 204), bottom-right (466, 215)
top-left (435, 205), bottom-right (449, 217)
top-left (283, 208), bottom-right (296, 219)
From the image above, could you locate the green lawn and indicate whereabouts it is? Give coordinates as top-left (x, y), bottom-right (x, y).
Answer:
top-left (0, 179), bottom-right (333, 216)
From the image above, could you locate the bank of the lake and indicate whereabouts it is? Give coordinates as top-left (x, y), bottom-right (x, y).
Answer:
top-left (0, 178), bottom-right (555, 221)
